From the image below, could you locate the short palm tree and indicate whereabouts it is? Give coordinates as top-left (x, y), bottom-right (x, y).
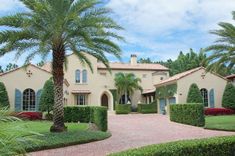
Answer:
top-left (114, 73), bottom-right (142, 104)
top-left (0, 0), bottom-right (123, 132)
top-left (204, 12), bottom-right (235, 73)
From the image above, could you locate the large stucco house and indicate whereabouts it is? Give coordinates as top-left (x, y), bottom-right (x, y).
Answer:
top-left (0, 53), bottom-right (169, 112)
top-left (145, 67), bottom-right (228, 114)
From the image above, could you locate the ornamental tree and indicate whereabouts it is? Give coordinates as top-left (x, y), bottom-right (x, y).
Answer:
top-left (222, 83), bottom-right (235, 109)
top-left (187, 83), bottom-right (203, 103)
top-left (0, 82), bottom-right (10, 108)
top-left (39, 79), bottom-right (54, 115)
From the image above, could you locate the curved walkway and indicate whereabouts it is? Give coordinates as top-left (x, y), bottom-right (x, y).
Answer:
top-left (30, 114), bottom-right (235, 156)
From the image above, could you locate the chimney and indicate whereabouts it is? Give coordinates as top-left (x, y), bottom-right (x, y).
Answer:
top-left (130, 54), bottom-right (137, 65)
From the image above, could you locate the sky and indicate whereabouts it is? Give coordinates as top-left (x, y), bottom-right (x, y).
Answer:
top-left (0, 0), bottom-right (235, 67)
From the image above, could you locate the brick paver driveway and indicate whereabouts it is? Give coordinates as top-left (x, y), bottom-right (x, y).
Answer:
top-left (30, 114), bottom-right (235, 156)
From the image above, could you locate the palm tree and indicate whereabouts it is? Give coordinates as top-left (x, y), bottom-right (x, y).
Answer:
top-left (0, 0), bottom-right (123, 132)
top-left (114, 73), bottom-right (142, 104)
top-left (204, 12), bottom-right (235, 73)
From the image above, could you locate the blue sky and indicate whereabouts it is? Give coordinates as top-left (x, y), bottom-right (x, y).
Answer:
top-left (1, 0), bottom-right (235, 67)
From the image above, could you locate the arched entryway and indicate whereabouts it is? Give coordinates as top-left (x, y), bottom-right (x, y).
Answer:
top-left (101, 94), bottom-right (109, 108)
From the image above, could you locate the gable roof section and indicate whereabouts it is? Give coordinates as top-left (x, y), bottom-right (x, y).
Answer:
top-left (97, 62), bottom-right (168, 71)
top-left (155, 67), bottom-right (228, 87)
top-left (0, 63), bottom-right (51, 77)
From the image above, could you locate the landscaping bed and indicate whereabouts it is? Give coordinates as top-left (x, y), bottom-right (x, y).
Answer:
top-left (109, 135), bottom-right (235, 156)
top-left (205, 115), bottom-right (235, 131)
top-left (3, 121), bottom-right (111, 152)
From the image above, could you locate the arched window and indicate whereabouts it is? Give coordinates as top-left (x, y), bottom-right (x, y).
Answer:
top-left (23, 89), bottom-right (36, 111)
top-left (200, 88), bottom-right (208, 107)
top-left (75, 70), bottom-right (80, 83)
top-left (82, 69), bottom-right (87, 83)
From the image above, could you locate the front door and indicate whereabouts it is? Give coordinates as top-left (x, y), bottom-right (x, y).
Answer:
top-left (101, 94), bottom-right (109, 108)
top-left (159, 99), bottom-right (166, 114)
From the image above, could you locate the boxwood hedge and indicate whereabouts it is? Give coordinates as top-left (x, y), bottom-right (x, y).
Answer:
top-left (137, 103), bottom-right (157, 114)
top-left (109, 135), bottom-right (235, 156)
top-left (64, 106), bottom-right (108, 131)
top-left (115, 104), bottom-right (131, 114)
top-left (169, 103), bottom-right (205, 127)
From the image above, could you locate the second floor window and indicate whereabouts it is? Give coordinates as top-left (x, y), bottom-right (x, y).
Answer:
top-left (82, 70), bottom-right (87, 83)
top-left (75, 70), bottom-right (80, 83)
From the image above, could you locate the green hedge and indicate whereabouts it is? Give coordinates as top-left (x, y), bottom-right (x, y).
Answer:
top-left (109, 135), bottom-right (235, 156)
top-left (64, 106), bottom-right (108, 131)
top-left (115, 104), bottom-right (131, 114)
top-left (137, 103), bottom-right (157, 114)
top-left (169, 103), bottom-right (205, 127)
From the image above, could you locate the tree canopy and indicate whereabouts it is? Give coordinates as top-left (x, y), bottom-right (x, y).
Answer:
top-left (222, 83), bottom-right (235, 110)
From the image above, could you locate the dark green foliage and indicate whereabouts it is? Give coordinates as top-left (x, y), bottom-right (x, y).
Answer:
top-left (64, 106), bottom-right (108, 131)
top-left (115, 104), bottom-right (131, 114)
top-left (109, 136), bottom-right (235, 156)
top-left (110, 89), bottom-right (117, 110)
top-left (156, 84), bottom-right (177, 99)
top-left (170, 104), bottom-right (205, 127)
top-left (137, 103), bottom-right (157, 114)
top-left (92, 107), bottom-right (108, 131)
top-left (39, 79), bottom-right (54, 114)
top-left (0, 82), bottom-right (9, 107)
top-left (5, 63), bottom-right (18, 72)
top-left (187, 83), bottom-right (203, 103)
top-left (222, 83), bottom-right (235, 109)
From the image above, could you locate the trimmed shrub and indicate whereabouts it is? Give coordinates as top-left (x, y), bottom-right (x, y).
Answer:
top-left (205, 108), bottom-right (235, 116)
top-left (186, 83), bottom-right (203, 103)
top-left (109, 135), bottom-right (235, 156)
top-left (92, 106), bottom-right (108, 131)
top-left (137, 103), bottom-right (157, 114)
top-left (222, 83), bottom-right (235, 109)
top-left (0, 82), bottom-right (10, 107)
top-left (115, 104), bottom-right (131, 114)
top-left (64, 106), bottom-right (107, 131)
top-left (170, 103), bottom-right (205, 127)
top-left (16, 112), bottom-right (42, 120)
top-left (39, 79), bottom-right (54, 114)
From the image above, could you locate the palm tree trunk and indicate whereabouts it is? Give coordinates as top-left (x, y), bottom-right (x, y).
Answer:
top-left (50, 45), bottom-right (67, 132)
top-left (125, 90), bottom-right (128, 104)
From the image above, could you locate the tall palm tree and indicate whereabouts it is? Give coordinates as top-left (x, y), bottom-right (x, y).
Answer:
top-left (0, 0), bottom-right (123, 132)
top-left (114, 73), bottom-right (142, 104)
top-left (204, 12), bottom-right (235, 73)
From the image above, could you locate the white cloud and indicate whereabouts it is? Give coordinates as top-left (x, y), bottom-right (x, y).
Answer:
top-left (0, 0), bottom-right (24, 12)
top-left (106, 0), bottom-right (235, 61)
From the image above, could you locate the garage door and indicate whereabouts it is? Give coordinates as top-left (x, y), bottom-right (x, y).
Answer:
top-left (159, 99), bottom-right (166, 114)
top-left (168, 97), bottom-right (176, 104)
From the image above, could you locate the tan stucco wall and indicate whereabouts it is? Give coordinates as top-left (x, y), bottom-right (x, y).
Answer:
top-left (64, 54), bottom-right (169, 110)
top-left (177, 69), bottom-right (227, 107)
top-left (0, 65), bottom-right (51, 111)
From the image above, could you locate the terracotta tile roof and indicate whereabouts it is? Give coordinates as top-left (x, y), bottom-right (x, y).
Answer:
top-left (226, 74), bottom-right (235, 80)
top-left (142, 88), bottom-right (156, 94)
top-left (155, 67), bottom-right (204, 87)
top-left (42, 62), bottom-right (169, 72)
top-left (97, 62), bottom-right (168, 71)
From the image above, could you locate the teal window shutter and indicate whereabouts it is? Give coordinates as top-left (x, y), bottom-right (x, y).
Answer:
top-left (36, 89), bottom-right (43, 111)
top-left (209, 89), bottom-right (215, 108)
top-left (15, 89), bottom-right (22, 112)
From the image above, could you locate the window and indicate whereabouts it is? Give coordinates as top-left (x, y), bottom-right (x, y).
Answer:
top-left (200, 88), bottom-right (208, 107)
top-left (160, 77), bottom-right (164, 80)
top-left (75, 70), bottom-right (80, 83)
top-left (77, 94), bottom-right (87, 105)
top-left (82, 70), bottom-right (87, 83)
top-left (23, 88), bottom-right (36, 111)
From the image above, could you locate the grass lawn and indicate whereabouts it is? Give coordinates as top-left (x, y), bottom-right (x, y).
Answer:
top-left (205, 115), bottom-right (235, 131)
top-left (3, 121), bottom-right (111, 152)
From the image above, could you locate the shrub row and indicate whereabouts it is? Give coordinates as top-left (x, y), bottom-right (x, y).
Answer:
top-left (137, 103), bottom-right (157, 114)
top-left (169, 103), bottom-right (205, 127)
top-left (205, 108), bottom-right (235, 116)
top-left (115, 104), bottom-right (131, 114)
top-left (64, 106), bottom-right (108, 131)
top-left (109, 135), bottom-right (235, 156)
